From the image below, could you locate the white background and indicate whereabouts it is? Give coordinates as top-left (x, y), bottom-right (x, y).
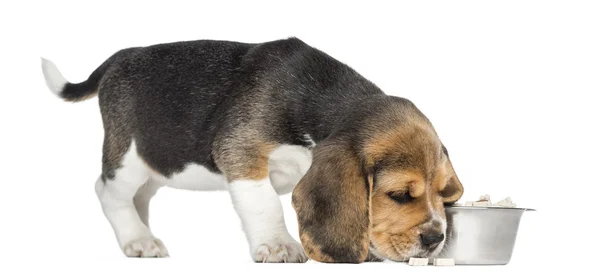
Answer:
top-left (1, 0), bottom-right (599, 274)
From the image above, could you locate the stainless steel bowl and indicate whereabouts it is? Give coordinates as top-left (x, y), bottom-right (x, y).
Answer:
top-left (436, 206), bottom-right (536, 265)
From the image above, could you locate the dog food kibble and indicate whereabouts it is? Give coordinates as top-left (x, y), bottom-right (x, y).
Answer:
top-left (494, 197), bottom-right (517, 208)
top-left (478, 194), bottom-right (491, 202)
top-left (473, 201), bottom-right (491, 207)
top-left (433, 258), bottom-right (455, 266)
top-left (408, 257), bottom-right (429, 266)
top-left (457, 194), bottom-right (517, 208)
top-left (475, 194), bottom-right (492, 206)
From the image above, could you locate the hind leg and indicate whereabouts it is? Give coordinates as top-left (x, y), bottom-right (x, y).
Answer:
top-left (95, 142), bottom-right (168, 257)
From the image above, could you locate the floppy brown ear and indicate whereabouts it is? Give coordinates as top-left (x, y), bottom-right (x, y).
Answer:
top-left (292, 138), bottom-right (371, 263)
top-left (440, 156), bottom-right (464, 204)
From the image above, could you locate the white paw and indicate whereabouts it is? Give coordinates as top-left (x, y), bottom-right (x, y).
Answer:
top-left (252, 239), bottom-right (308, 263)
top-left (123, 237), bottom-right (169, 257)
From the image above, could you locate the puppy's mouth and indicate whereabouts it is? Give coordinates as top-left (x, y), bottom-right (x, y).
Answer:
top-left (369, 238), bottom-right (445, 262)
top-left (401, 245), bottom-right (444, 261)
top-left (414, 245), bottom-right (443, 258)
top-left (414, 238), bottom-right (446, 258)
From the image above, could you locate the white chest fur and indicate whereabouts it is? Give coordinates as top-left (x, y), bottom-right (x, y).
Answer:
top-left (268, 145), bottom-right (313, 194)
top-left (151, 145), bottom-right (312, 193)
top-left (152, 163), bottom-right (228, 191)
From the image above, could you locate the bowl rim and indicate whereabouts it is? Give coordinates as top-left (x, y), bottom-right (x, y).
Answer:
top-left (444, 205), bottom-right (536, 211)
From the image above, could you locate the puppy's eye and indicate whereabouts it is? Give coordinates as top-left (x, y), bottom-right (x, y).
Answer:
top-left (388, 192), bottom-right (414, 204)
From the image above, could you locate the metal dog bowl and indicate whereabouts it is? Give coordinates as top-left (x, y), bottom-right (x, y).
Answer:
top-left (436, 206), bottom-right (536, 265)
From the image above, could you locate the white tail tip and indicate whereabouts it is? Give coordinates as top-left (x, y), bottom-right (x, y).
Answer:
top-left (41, 57), bottom-right (68, 96)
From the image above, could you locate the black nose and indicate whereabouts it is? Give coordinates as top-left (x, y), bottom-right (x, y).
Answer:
top-left (420, 233), bottom-right (445, 246)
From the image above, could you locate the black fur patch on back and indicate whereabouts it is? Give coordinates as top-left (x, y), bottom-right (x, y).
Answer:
top-left (95, 37), bottom-right (386, 178)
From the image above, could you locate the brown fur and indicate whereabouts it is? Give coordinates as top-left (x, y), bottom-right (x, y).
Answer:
top-left (214, 131), bottom-right (276, 182)
top-left (364, 126), bottom-right (462, 261)
top-left (211, 91), bottom-right (283, 182)
top-left (292, 137), bottom-right (371, 263)
top-left (439, 158), bottom-right (464, 202)
top-left (299, 234), bottom-right (335, 263)
top-left (292, 103), bottom-right (464, 263)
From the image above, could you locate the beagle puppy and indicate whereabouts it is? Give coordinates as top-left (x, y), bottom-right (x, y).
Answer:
top-left (41, 37), bottom-right (464, 263)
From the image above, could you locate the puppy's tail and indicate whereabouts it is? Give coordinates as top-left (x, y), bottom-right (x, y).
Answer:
top-left (41, 49), bottom-right (135, 102)
top-left (41, 58), bottom-right (104, 102)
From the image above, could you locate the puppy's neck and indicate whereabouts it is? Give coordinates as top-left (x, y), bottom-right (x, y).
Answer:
top-left (297, 93), bottom-right (384, 143)
top-left (300, 94), bottom-right (426, 145)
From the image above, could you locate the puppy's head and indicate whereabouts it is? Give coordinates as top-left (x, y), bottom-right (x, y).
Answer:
top-left (292, 97), bottom-right (463, 263)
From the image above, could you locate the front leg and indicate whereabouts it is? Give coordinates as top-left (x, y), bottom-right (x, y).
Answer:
top-left (228, 178), bottom-right (308, 263)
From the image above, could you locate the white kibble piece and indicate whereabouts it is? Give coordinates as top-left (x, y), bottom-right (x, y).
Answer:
top-left (478, 194), bottom-right (491, 202)
top-left (495, 197), bottom-right (517, 207)
top-left (473, 201), bottom-right (490, 207)
top-left (433, 258), bottom-right (455, 266)
top-left (408, 257), bottom-right (429, 266)
top-left (463, 194), bottom-right (517, 208)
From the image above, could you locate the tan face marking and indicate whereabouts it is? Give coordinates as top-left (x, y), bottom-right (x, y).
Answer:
top-left (369, 164), bottom-right (451, 260)
top-left (293, 100), bottom-right (464, 263)
top-left (361, 119), bottom-right (462, 261)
